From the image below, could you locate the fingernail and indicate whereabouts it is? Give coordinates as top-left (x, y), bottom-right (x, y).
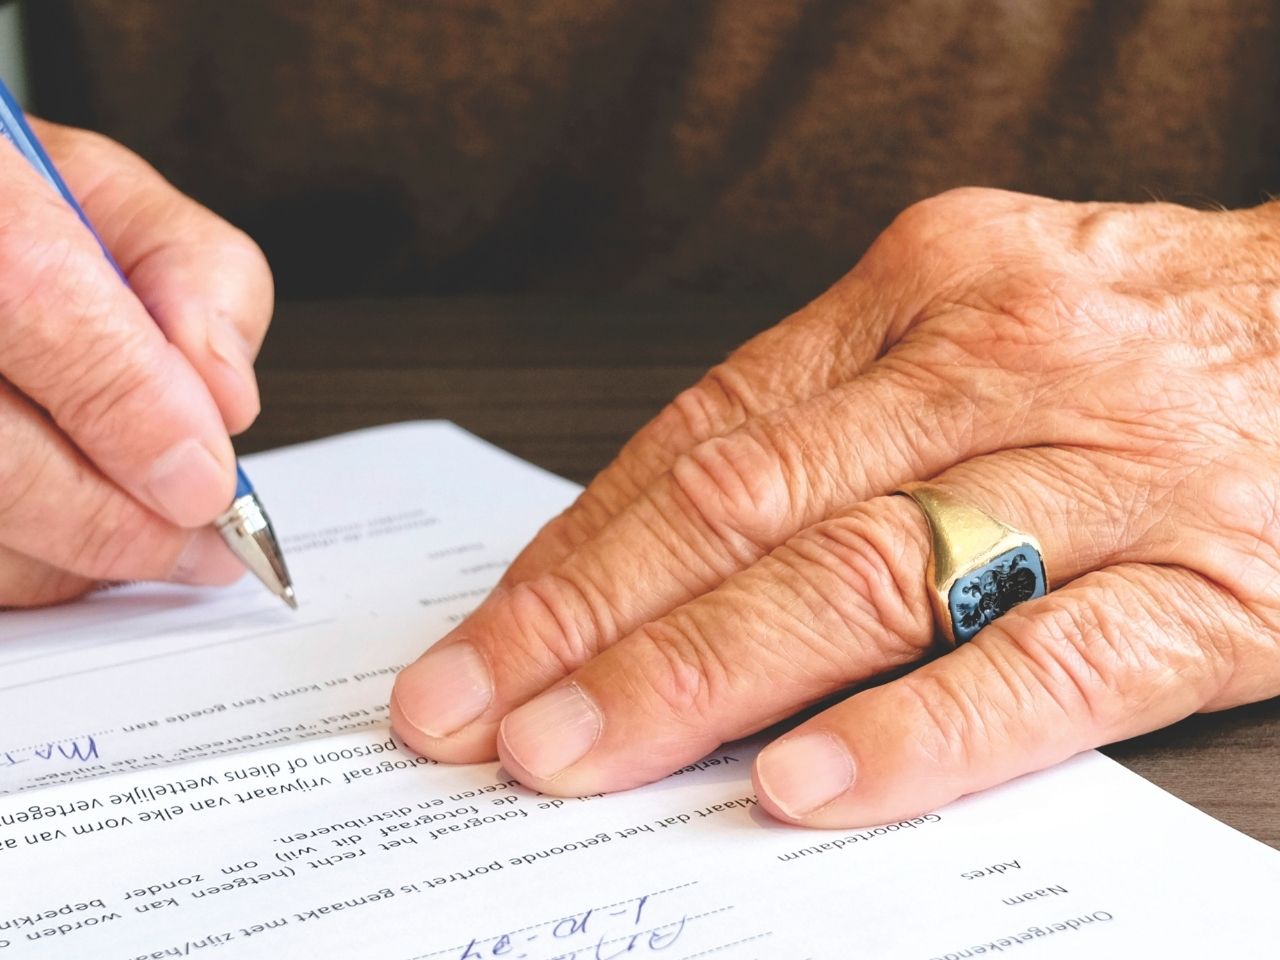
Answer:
top-left (147, 438), bottom-right (230, 527)
top-left (500, 683), bottom-right (601, 780)
top-left (395, 642), bottom-right (493, 738)
top-left (207, 320), bottom-right (261, 416)
top-left (756, 731), bottom-right (855, 819)
top-left (208, 319), bottom-right (255, 370)
top-left (171, 530), bottom-right (245, 585)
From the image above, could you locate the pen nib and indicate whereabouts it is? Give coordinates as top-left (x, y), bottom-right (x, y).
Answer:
top-left (215, 493), bottom-right (297, 611)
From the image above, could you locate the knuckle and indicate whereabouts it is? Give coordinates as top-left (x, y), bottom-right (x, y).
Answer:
top-left (1069, 204), bottom-right (1136, 261)
top-left (1194, 463), bottom-right (1280, 612)
top-left (560, 488), bottom-right (624, 542)
top-left (660, 364), bottom-right (754, 446)
top-left (872, 358), bottom-right (980, 463)
top-left (559, 488), bottom-right (620, 540)
top-left (626, 615), bottom-right (732, 730)
top-left (892, 669), bottom-right (986, 769)
top-left (499, 573), bottom-right (618, 679)
top-left (1069, 202), bottom-right (1186, 266)
top-left (788, 505), bottom-right (934, 656)
top-left (883, 188), bottom-right (1010, 252)
top-left (866, 189), bottom-right (1057, 333)
top-left (988, 573), bottom-right (1222, 731)
top-left (505, 508), bottom-right (595, 582)
top-left (1206, 463), bottom-right (1278, 539)
top-left (985, 602), bottom-right (1117, 729)
top-left (670, 424), bottom-right (795, 548)
top-left (54, 334), bottom-right (160, 444)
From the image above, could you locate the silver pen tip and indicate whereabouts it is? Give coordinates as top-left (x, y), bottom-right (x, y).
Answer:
top-left (216, 493), bottom-right (297, 611)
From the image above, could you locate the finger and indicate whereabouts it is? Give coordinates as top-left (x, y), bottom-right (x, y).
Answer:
top-left (393, 353), bottom-right (1026, 760)
top-left (0, 379), bottom-right (244, 588)
top-left (497, 188), bottom-right (1020, 587)
top-left (0, 134), bottom-right (237, 527)
top-left (0, 545), bottom-right (92, 608)
top-left (484, 447), bottom-right (1177, 795)
top-left (752, 565), bottom-right (1254, 827)
top-left (30, 118), bottom-right (273, 434)
top-left (499, 277), bottom-right (907, 585)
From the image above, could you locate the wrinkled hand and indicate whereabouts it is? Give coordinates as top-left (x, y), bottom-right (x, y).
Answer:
top-left (0, 119), bottom-right (272, 606)
top-left (392, 188), bottom-right (1280, 827)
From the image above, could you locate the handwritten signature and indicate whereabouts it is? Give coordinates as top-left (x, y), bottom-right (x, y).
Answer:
top-left (1, 736), bottom-right (99, 768)
top-left (457, 894), bottom-right (691, 960)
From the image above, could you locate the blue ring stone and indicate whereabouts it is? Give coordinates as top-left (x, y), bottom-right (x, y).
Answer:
top-left (947, 546), bottom-right (1047, 644)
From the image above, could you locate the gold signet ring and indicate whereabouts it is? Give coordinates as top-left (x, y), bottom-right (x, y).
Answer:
top-left (897, 484), bottom-right (1048, 646)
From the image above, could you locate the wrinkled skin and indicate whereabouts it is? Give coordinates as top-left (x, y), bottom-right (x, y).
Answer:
top-left (0, 119), bottom-right (272, 606)
top-left (393, 188), bottom-right (1280, 827)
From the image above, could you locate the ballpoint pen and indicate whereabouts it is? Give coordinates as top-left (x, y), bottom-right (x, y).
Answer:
top-left (0, 78), bottom-right (297, 609)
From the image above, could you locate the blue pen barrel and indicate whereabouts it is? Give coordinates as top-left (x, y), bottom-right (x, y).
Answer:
top-left (235, 464), bottom-right (254, 499)
top-left (0, 79), bottom-right (126, 278)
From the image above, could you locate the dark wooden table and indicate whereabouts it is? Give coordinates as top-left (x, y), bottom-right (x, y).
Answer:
top-left (242, 295), bottom-right (1280, 850)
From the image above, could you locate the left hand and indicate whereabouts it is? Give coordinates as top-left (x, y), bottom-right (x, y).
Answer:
top-left (391, 188), bottom-right (1280, 827)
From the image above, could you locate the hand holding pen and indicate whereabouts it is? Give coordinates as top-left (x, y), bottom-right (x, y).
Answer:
top-left (0, 84), bottom-right (292, 608)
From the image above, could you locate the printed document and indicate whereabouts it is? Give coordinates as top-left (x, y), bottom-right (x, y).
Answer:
top-left (0, 423), bottom-right (579, 794)
top-left (0, 423), bottom-right (1275, 958)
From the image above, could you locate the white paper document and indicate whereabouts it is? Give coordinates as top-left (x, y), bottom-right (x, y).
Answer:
top-left (0, 422), bottom-right (580, 795)
top-left (0, 423), bottom-right (1276, 959)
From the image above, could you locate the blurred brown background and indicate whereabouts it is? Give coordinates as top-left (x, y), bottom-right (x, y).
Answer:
top-left (24, 0), bottom-right (1280, 303)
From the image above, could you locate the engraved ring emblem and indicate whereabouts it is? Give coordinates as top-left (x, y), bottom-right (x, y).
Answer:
top-left (897, 484), bottom-right (1048, 645)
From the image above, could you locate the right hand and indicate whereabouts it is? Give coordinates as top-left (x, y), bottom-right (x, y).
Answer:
top-left (0, 118), bottom-right (274, 607)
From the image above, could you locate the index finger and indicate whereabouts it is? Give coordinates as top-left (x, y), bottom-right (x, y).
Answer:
top-left (499, 279), bottom-right (900, 585)
top-left (0, 135), bottom-right (237, 528)
top-left (31, 118), bottom-right (274, 435)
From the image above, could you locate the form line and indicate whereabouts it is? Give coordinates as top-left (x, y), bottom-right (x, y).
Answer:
top-left (0, 618), bottom-right (336, 694)
top-left (0, 609), bottom-right (282, 669)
